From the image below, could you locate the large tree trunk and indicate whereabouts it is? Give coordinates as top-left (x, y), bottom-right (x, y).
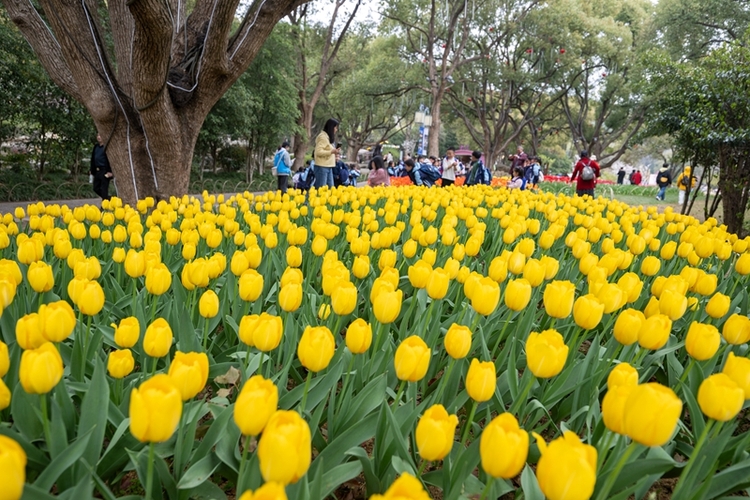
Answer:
top-left (3, 0), bottom-right (308, 205)
top-left (427, 98), bottom-right (441, 158)
top-left (718, 149), bottom-right (750, 236)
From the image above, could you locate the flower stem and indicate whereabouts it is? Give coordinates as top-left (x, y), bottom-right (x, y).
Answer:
top-left (418, 459), bottom-right (429, 476)
top-left (460, 400), bottom-right (478, 447)
top-left (299, 371), bottom-right (313, 416)
top-left (491, 315), bottom-right (513, 359)
top-left (393, 380), bottom-right (407, 407)
top-left (145, 442), bottom-right (155, 500)
top-left (237, 435), bottom-right (250, 495)
top-left (40, 395), bottom-right (52, 453)
top-left (677, 358), bottom-right (696, 393)
top-left (479, 478), bottom-right (495, 500)
top-left (150, 356), bottom-right (158, 376)
top-left (435, 358), bottom-right (456, 403)
top-left (509, 374), bottom-right (535, 416)
top-left (202, 318), bottom-right (210, 351)
top-left (595, 440), bottom-right (638, 500)
top-left (336, 355), bottom-right (356, 416)
top-left (673, 419), bottom-right (715, 498)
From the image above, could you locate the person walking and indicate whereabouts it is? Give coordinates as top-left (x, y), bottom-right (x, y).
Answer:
top-left (441, 148), bottom-right (458, 186)
top-left (465, 151), bottom-right (491, 186)
top-left (656, 163), bottom-right (672, 201)
top-left (676, 166), bottom-right (696, 205)
top-left (570, 150), bottom-right (600, 197)
top-left (632, 170), bottom-right (642, 186)
top-left (314, 118), bottom-right (340, 189)
top-left (367, 156), bottom-right (390, 187)
top-left (273, 141), bottom-right (292, 193)
top-left (90, 134), bottom-right (113, 200)
top-left (617, 167), bottom-right (626, 184)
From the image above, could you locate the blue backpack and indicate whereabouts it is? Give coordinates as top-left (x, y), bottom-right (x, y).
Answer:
top-left (420, 163), bottom-right (441, 183)
top-left (297, 169), bottom-right (315, 190)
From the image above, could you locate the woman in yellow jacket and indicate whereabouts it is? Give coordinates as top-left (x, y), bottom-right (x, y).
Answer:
top-left (676, 166), bottom-right (697, 205)
top-left (313, 118), bottom-right (340, 188)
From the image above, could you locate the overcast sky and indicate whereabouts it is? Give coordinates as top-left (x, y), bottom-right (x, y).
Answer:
top-left (307, 0), bottom-right (382, 26)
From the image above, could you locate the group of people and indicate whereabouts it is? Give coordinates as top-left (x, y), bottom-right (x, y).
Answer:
top-left (616, 167), bottom-right (643, 186)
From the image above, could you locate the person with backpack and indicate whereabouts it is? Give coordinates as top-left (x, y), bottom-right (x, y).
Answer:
top-left (530, 157), bottom-right (542, 186)
top-left (404, 158), bottom-right (440, 187)
top-left (295, 161), bottom-right (316, 191)
top-left (465, 151), bottom-right (491, 186)
top-left (570, 150), bottom-right (600, 197)
top-left (332, 153), bottom-right (350, 187)
top-left (676, 166), bottom-right (696, 205)
top-left (273, 141), bottom-right (293, 193)
top-left (656, 164), bottom-right (672, 201)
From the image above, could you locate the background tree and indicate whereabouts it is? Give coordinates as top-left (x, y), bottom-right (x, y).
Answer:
top-left (1, 0), bottom-right (309, 203)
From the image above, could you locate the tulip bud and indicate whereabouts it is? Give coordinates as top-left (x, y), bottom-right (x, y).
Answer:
top-left (644, 296), bottom-right (660, 318)
top-left (705, 293), bottom-right (730, 319)
top-left (685, 322), bottom-right (720, 361)
top-left (522, 259), bottom-right (545, 287)
top-left (426, 268), bottom-right (450, 300)
top-left (16, 313), bottom-right (46, 350)
top-left (129, 374), bottom-right (183, 443)
top-left (0, 435), bottom-right (26, 500)
top-left (143, 318), bottom-right (173, 358)
top-left (504, 279), bottom-right (532, 312)
top-left (736, 253), bottom-right (750, 275)
top-left (77, 280), bottom-right (105, 316)
top-left (539, 256), bottom-right (559, 281)
top-left (723, 352), bottom-right (750, 399)
top-left (0, 378), bottom-right (10, 410)
top-left (612, 308), bottom-right (643, 346)
top-left (640, 256), bottom-right (661, 276)
top-left (38, 300), bottom-right (76, 343)
top-left (198, 290), bottom-right (220, 318)
top-left (108, 349), bottom-right (135, 379)
top-left (416, 404), bottom-right (458, 461)
top-left (144, 263), bottom-right (172, 296)
top-left (616, 272), bottom-right (643, 303)
top-left (698, 373), bottom-right (744, 422)
top-left (525, 329), bottom-right (568, 378)
top-left (124, 249), bottom-right (146, 278)
top-left (408, 260), bottom-right (432, 289)
top-left (27, 261), bottom-right (54, 293)
top-left (234, 375), bottom-right (278, 436)
top-left (471, 277), bottom-right (500, 316)
top-left (573, 294), bottom-right (605, 330)
top-left (395, 336), bottom-right (431, 382)
top-left (534, 431), bottom-right (597, 500)
top-left (113, 316), bottom-right (140, 348)
top-left (722, 314), bottom-right (750, 345)
top-left (480, 413), bottom-right (528, 479)
top-left (466, 359), bottom-right (496, 402)
top-left (19, 342), bottom-right (64, 394)
top-left (378, 249), bottom-right (397, 271)
top-left (608, 362), bottom-right (639, 389)
top-left (279, 282), bottom-right (303, 312)
top-left (168, 351), bottom-right (209, 400)
top-left (638, 314), bottom-right (672, 350)
top-left (318, 303), bottom-right (331, 320)
top-left (0, 341), bottom-right (8, 377)
top-left (596, 283), bottom-right (627, 314)
top-left (352, 255), bottom-right (370, 279)
top-left (373, 286), bottom-right (403, 324)
top-left (602, 384), bottom-right (635, 435)
top-left (297, 326), bottom-right (335, 372)
top-left (346, 319), bottom-right (372, 354)
top-left (331, 281), bottom-right (357, 315)
top-left (444, 324), bottom-right (472, 360)
top-left (543, 281), bottom-right (575, 319)
top-left (257, 410), bottom-right (311, 484)
top-left (239, 313), bottom-right (283, 351)
top-left (658, 289), bottom-right (687, 321)
top-left (238, 269), bottom-right (264, 302)
top-left (623, 382), bottom-right (682, 446)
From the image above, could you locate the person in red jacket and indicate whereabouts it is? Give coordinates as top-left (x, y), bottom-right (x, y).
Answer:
top-left (631, 170), bottom-right (642, 186)
top-left (570, 150), bottom-right (600, 197)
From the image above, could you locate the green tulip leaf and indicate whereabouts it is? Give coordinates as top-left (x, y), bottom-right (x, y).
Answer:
top-left (34, 427), bottom-right (94, 491)
top-left (520, 464), bottom-right (545, 500)
top-left (177, 453), bottom-right (222, 490)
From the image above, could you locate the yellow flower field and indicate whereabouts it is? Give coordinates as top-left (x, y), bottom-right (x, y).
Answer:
top-left (0, 184), bottom-right (749, 500)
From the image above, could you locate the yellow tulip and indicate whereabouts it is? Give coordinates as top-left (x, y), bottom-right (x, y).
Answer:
top-left (345, 319), bottom-right (372, 354)
top-left (640, 256), bottom-right (661, 276)
top-left (107, 349), bottom-right (135, 379)
top-left (394, 336), bottom-right (431, 382)
top-left (318, 303), bottom-right (331, 320)
top-left (352, 255), bottom-right (370, 279)
top-left (444, 323), bottom-right (472, 360)
top-left (373, 287), bottom-right (403, 324)
top-left (74, 256), bottom-right (102, 280)
top-left (466, 359), bottom-right (496, 402)
top-left (238, 269), bottom-right (264, 302)
top-left (370, 473), bottom-right (430, 500)
top-left (539, 255), bottom-right (559, 280)
top-left (143, 318), bottom-right (173, 357)
top-left (16, 313), bottom-right (45, 350)
top-left (534, 431), bottom-right (597, 500)
top-left (722, 314), bottom-right (750, 345)
top-left (616, 273), bottom-right (643, 303)
top-left (0, 378), bottom-right (11, 411)
top-left (638, 314), bottom-right (672, 350)
top-left (279, 283), bottom-right (303, 312)
top-left (311, 235), bottom-right (327, 256)
top-left (595, 283), bottom-right (627, 314)
top-left (643, 296), bottom-right (661, 318)
top-left (685, 322), bottom-right (720, 361)
top-left (698, 374), bottom-right (744, 422)
top-left (426, 268), bottom-right (450, 300)
top-left (408, 260), bottom-right (432, 289)
top-left (78, 280), bottom-right (105, 316)
top-left (124, 249), bottom-right (146, 278)
top-left (573, 294), bottom-right (605, 330)
top-left (613, 308), bottom-right (644, 346)
top-left (379, 249), bottom-right (397, 270)
top-left (168, 351), bottom-right (209, 400)
top-left (623, 382), bottom-right (682, 446)
top-left (19, 341), bottom-right (64, 394)
top-left (723, 352), bottom-right (750, 399)
top-left (522, 259), bottom-right (545, 287)
top-left (735, 253), bottom-right (750, 275)
top-left (38, 300), bottom-right (76, 343)
top-left (543, 281), bottom-right (575, 319)
top-left (602, 384), bottom-right (635, 435)
top-left (507, 251), bottom-right (526, 275)
top-left (525, 329), bottom-right (568, 378)
top-left (705, 293), bottom-right (730, 319)
top-left (297, 326), bottom-right (335, 372)
top-left (27, 261), bottom-right (54, 293)
top-left (607, 362), bottom-right (639, 389)
top-left (403, 239), bottom-right (418, 258)
top-left (257, 410), bottom-right (311, 484)
top-left (415, 404), bottom-right (458, 461)
top-left (238, 482), bottom-right (288, 500)
top-left (198, 290), bottom-right (220, 318)
top-left (234, 375), bottom-right (278, 436)
top-left (331, 281), bottom-right (357, 315)
top-left (129, 374), bottom-right (183, 443)
top-left (113, 316), bottom-right (140, 348)
top-left (239, 313), bottom-right (283, 351)
top-left (0, 340), bottom-right (8, 377)
top-left (504, 279), bottom-right (532, 312)
top-left (471, 277), bottom-right (500, 316)
top-left (480, 413), bottom-right (528, 479)
top-left (488, 257), bottom-right (508, 283)
top-left (0, 435), bottom-right (26, 500)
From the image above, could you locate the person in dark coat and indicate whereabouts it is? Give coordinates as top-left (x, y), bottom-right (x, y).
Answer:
top-left (656, 164), bottom-right (672, 201)
top-left (617, 167), bottom-right (626, 184)
top-left (90, 135), bottom-right (113, 200)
